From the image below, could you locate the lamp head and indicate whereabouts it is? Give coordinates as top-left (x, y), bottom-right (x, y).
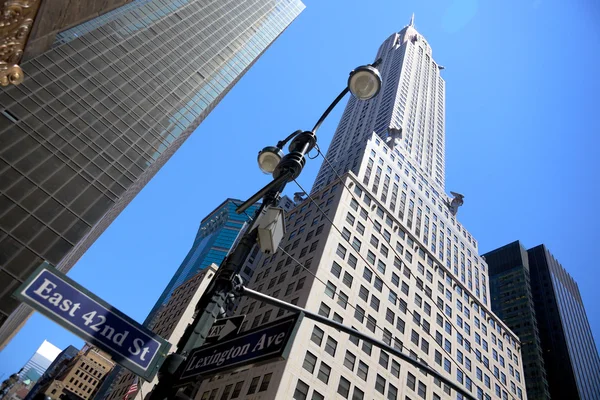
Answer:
top-left (348, 65), bottom-right (382, 100)
top-left (257, 146), bottom-right (284, 174)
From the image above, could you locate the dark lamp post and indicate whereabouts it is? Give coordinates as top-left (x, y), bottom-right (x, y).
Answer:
top-left (147, 60), bottom-right (382, 400)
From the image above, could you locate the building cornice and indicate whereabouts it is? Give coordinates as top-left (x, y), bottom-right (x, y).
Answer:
top-left (0, 0), bottom-right (42, 85)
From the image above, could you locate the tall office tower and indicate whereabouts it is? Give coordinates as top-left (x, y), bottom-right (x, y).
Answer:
top-left (527, 245), bottom-right (600, 400)
top-left (0, 0), bottom-right (305, 349)
top-left (18, 340), bottom-right (62, 382)
top-left (196, 18), bottom-right (528, 400)
top-left (145, 199), bottom-right (261, 324)
top-left (312, 15), bottom-right (445, 194)
top-left (483, 241), bottom-right (550, 400)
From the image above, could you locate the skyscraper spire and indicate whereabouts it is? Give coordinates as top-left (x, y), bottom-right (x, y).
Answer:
top-left (409, 12), bottom-right (415, 27)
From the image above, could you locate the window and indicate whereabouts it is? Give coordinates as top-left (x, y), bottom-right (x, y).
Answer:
top-left (337, 244), bottom-right (347, 259)
top-left (325, 336), bottom-right (338, 356)
top-left (352, 387), bottom-right (365, 400)
top-left (338, 291), bottom-right (348, 309)
top-left (354, 305), bottom-right (365, 322)
top-left (312, 391), bottom-right (324, 400)
top-left (293, 379), bottom-right (309, 400)
top-left (344, 351), bottom-right (356, 371)
top-left (318, 302), bottom-right (330, 317)
top-left (325, 281), bottom-right (336, 298)
top-left (348, 254), bottom-right (358, 269)
top-left (444, 358), bottom-right (451, 373)
top-left (359, 285), bottom-right (369, 301)
top-left (391, 360), bottom-right (401, 378)
top-left (421, 338), bottom-right (430, 354)
top-left (331, 262), bottom-right (342, 278)
top-left (285, 283), bottom-right (294, 296)
top-left (259, 373), bottom-right (272, 392)
top-left (357, 361), bottom-right (369, 380)
top-left (367, 316), bottom-right (376, 332)
top-left (337, 376), bottom-right (351, 398)
top-left (303, 351), bottom-right (317, 373)
top-left (407, 372), bottom-right (416, 390)
top-left (342, 228), bottom-right (351, 241)
top-left (247, 376), bottom-right (260, 395)
top-left (356, 222), bottom-right (365, 235)
top-left (411, 330), bottom-right (420, 345)
top-left (317, 362), bottom-right (331, 383)
top-left (377, 260), bottom-right (386, 274)
top-left (343, 271), bottom-right (353, 288)
top-left (370, 296), bottom-right (380, 311)
top-left (388, 383), bottom-right (398, 400)
top-left (346, 212), bottom-right (356, 225)
top-left (417, 381), bottom-right (426, 399)
top-left (362, 341), bottom-right (372, 356)
top-left (296, 277), bottom-right (306, 291)
top-left (375, 374), bottom-right (386, 394)
top-left (379, 350), bottom-right (389, 368)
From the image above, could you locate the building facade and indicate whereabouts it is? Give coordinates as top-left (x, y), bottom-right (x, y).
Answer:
top-left (0, 0), bottom-right (305, 349)
top-left (483, 241), bottom-right (550, 400)
top-left (144, 199), bottom-right (261, 324)
top-left (37, 344), bottom-right (114, 400)
top-left (527, 245), bottom-right (600, 400)
top-left (195, 18), bottom-right (527, 400)
top-left (106, 264), bottom-right (217, 400)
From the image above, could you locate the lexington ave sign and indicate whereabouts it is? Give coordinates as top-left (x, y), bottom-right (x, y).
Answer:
top-left (14, 264), bottom-right (170, 381)
top-left (180, 313), bottom-right (302, 380)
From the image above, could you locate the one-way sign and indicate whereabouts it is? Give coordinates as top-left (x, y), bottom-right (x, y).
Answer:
top-left (180, 313), bottom-right (302, 381)
top-left (206, 316), bottom-right (245, 343)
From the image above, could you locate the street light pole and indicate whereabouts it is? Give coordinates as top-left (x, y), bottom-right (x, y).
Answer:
top-left (146, 61), bottom-right (382, 400)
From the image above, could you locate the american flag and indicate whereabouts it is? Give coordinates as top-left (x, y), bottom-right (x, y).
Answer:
top-left (123, 377), bottom-right (139, 400)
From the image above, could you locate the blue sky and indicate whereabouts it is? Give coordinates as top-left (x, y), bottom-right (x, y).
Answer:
top-left (2, 0), bottom-right (599, 380)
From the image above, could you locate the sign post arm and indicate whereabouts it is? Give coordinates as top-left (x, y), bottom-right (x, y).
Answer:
top-left (240, 286), bottom-right (477, 400)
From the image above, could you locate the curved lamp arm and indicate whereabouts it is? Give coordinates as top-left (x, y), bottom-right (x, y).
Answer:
top-left (311, 86), bottom-right (350, 135)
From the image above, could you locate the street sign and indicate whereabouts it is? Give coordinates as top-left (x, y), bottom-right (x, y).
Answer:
top-left (13, 263), bottom-right (170, 381)
top-left (206, 315), bottom-right (245, 343)
top-left (180, 313), bottom-right (302, 380)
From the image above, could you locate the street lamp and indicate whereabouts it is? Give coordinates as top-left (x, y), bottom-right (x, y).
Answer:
top-left (147, 60), bottom-right (382, 400)
top-left (236, 59), bottom-right (382, 214)
top-left (348, 64), bottom-right (382, 100)
top-left (257, 146), bottom-right (284, 174)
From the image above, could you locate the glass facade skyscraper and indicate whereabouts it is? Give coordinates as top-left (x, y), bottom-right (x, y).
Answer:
top-left (0, 0), bottom-right (305, 349)
top-left (144, 199), bottom-right (260, 325)
top-left (18, 340), bottom-right (62, 382)
top-left (528, 245), bottom-right (600, 400)
top-left (483, 241), bottom-right (550, 400)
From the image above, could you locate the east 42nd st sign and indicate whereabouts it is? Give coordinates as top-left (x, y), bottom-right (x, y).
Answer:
top-left (14, 263), bottom-right (170, 381)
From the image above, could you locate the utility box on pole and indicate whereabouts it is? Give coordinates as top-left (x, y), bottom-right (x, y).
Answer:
top-left (256, 207), bottom-right (286, 254)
